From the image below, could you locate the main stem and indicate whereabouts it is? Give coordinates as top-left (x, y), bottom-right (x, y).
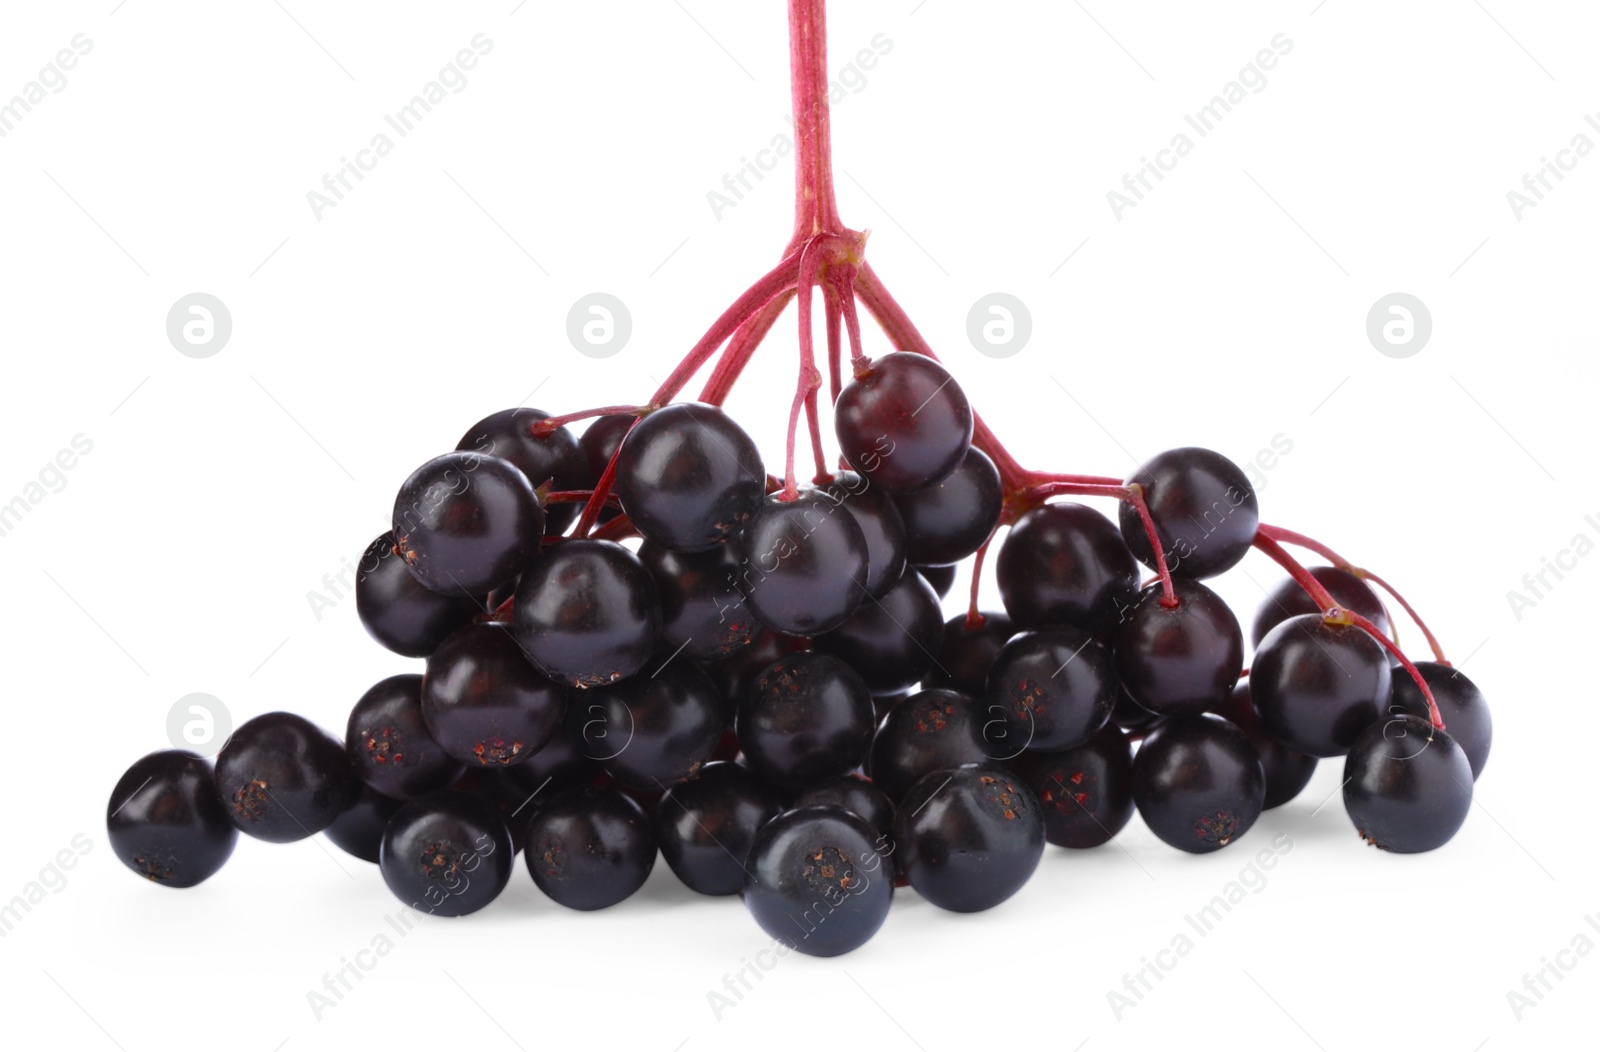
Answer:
top-left (789, 0), bottom-right (842, 243)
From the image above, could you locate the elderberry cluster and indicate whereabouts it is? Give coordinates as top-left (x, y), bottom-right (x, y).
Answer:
top-left (106, 354), bottom-right (1491, 957)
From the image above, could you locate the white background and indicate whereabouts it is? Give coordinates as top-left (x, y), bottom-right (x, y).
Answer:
top-left (1, 2), bottom-right (1594, 1049)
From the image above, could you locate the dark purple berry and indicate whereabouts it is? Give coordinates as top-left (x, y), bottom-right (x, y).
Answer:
top-left (1343, 716), bottom-right (1472, 853)
top-left (998, 503), bottom-right (1139, 636)
top-left (892, 448), bottom-right (1001, 566)
top-left (567, 660), bottom-right (724, 789)
top-left (985, 625), bottom-right (1117, 753)
top-left (379, 790), bottom-right (513, 917)
top-left (815, 470), bottom-right (907, 596)
top-left (392, 451), bottom-right (544, 595)
top-left (1252, 566), bottom-right (1390, 648)
top-left (656, 762), bottom-right (780, 895)
top-left (1387, 662), bottom-right (1492, 780)
top-left (422, 623), bottom-right (566, 767)
top-left (744, 806), bottom-right (894, 956)
top-left (514, 539), bottom-right (662, 688)
top-left (1112, 578), bottom-right (1243, 717)
top-left (732, 491), bottom-right (868, 636)
top-left (1132, 715), bottom-right (1264, 854)
top-left (814, 570), bottom-right (944, 696)
top-left (834, 352), bottom-right (973, 492)
top-left (1214, 682), bottom-right (1317, 809)
top-left (736, 652), bottom-right (876, 790)
top-left (895, 764), bottom-right (1044, 912)
top-left (457, 407), bottom-right (589, 535)
top-left (215, 713), bottom-right (354, 843)
top-left (923, 612), bottom-right (1014, 695)
top-left (613, 402), bottom-right (765, 552)
top-left (523, 785), bottom-right (655, 909)
top-left (1250, 614), bottom-right (1391, 757)
top-left (355, 532), bottom-right (479, 658)
top-left (1013, 723), bottom-right (1135, 849)
top-left (107, 750), bottom-right (237, 887)
top-left (346, 674), bottom-right (463, 797)
top-left (640, 541), bottom-right (761, 662)
top-left (1118, 447), bottom-right (1258, 580)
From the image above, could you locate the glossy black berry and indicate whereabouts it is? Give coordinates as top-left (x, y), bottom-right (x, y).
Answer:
top-left (1387, 662), bottom-right (1492, 780)
top-left (732, 491), bottom-right (868, 636)
top-left (985, 625), bottom-right (1117, 753)
top-left (613, 402), bottom-right (765, 552)
top-left (347, 674), bottom-right (463, 797)
top-left (895, 764), bottom-right (1044, 912)
top-left (1119, 447), bottom-right (1259, 580)
top-left (815, 570), bottom-right (944, 696)
top-left (215, 713), bottom-right (354, 843)
top-left (1111, 684), bottom-right (1168, 734)
top-left (379, 790), bottom-right (514, 917)
top-left (1013, 723), bottom-right (1135, 849)
top-left (1251, 614), bottom-right (1391, 757)
top-left (736, 652), bottom-right (876, 790)
top-left (835, 352), bottom-right (973, 492)
top-left (107, 750), bottom-right (237, 887)
top-left (815, 470), bottom-right (907, 596)
top-left (1132, 715), bottom-right (1264, 854)
top-left (656, 762), bottom-right (781, 895)
top-left (998, 503), bottom-right (1139, 636)
top-left (578, 414), bottom-right (637, 525)
top-left (392, 451), bottom-right (544, 596)
top-left (640, 541), bottom-right (761, 662)
top-left (1112, 578), bottom-right (1243, 717)
top-left (1343, 716), bottom-right (1473, 853)
top-left (792, 775), bottom-right (896, 845)
top-left (567, 660), bottom-right (724, 788)
top-left (923, 613), bottom-right (1014, 696)
top-left (514, 539), bottom-right (661, 688)
top-left (919, 564), bottom-right (957, 599)
top-left (1215, 682), bottom-right (1317, 810)
top-left (355, 531), bottom-right (479, 658)
top-left (457, 407), bottom-right (590, 535)
top-left (744, 806), bottom-right (894, 956)
top-left (869, 689), bottom-right (1000, 802)
top-left (523, 785), bottom-right (656, 909)
top-left (1251, 566), bottom-right (1391, 648)
top-left (892, 448), bottom-right (1002, 566)
top-left (422, 623), bottom-right (566, 767)
top-left (699, 630), bottom-right (811, 723)
top-left (324, 783), bottom-right (403, 864)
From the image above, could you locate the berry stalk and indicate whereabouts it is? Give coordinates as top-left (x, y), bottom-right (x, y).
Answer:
top-left (1257, 523), bottom-right (1447, 664)
top-left (1254, 531), bottom-right (1443, 729)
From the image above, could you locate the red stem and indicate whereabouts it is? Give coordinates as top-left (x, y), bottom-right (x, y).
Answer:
top-left (1254, 532), bottom-right (1443, 729)
top-left (1258, 523), bottom-right (1447, 664)
top-left (646, 253), bottom-right (803, 408)
top-left (852, 263), bottom-right (1029, 487)
top-left (531, 406), bottom-right (642, 436)
top-left (1023, 480), bottom-right (1178, 608)
top-left (700, 291), bottom-right (795, 406)
top-left (966, 527), bottom-right (998, 628)
top-left (789, 0), bottom-right (842, 240)
top-left (823, 278), bottom-right (844, 408)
